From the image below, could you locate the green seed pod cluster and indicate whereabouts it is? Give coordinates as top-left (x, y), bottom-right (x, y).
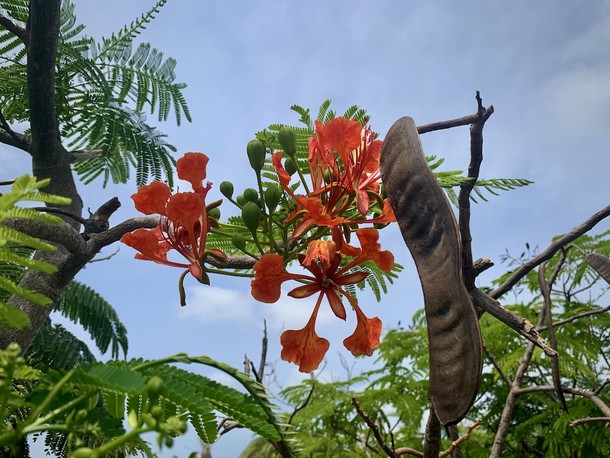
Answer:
top-left (219, 181), bottom-right (234, 199)
top-left (243, 188), bottom-right (259, 203)
top-left (278, 126), bottom-right (297, 158)
top-left (247, 139), bottom-right (266, 172)
top-left (265, 184), bottom-right (281, 212)
top-left (241, 201), bottom-right (261, 233)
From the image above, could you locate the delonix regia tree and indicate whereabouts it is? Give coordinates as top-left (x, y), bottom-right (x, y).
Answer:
top-left (1, 1), bottom-right (609, 457)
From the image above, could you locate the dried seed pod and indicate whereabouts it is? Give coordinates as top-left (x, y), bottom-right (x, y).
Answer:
top-left (585, 252), bottom-right (610, 284)
top-left (380, 116), bottom-right (482, 426)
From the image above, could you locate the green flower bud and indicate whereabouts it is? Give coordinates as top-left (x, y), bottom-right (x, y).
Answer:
top-left (247, 139), bottom-right (266, 172)
top-left (278, 126), bottom-right (297, 158)
top-left (146, 376), bottom-right (165, 397)
top-left (241, 201), bottom-right (261, 233)
top-left (284, 157), bottom-right (297, 176)
top-left (264, 184), bottom-right (281, 212)
top-left (70, 448), bottom-right (95, 458)
top-left (232, 234), bottom-right (247, 251)
top-left (243, 188), bottom-right (259, 203)
top-left (219, 181), bottom-right (234, 199)
top-left (150, 405), bottom-right (164, 420)
top-left (208, 207), bottom-right (221, 220)
top-left (236, 194), bottom-right (246, 206)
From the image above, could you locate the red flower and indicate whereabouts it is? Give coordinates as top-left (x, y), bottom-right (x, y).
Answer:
top-left (251, 240), bottom-right (384, 372)
top-left (272, 117), bottom-right (392, 242)
top-left (121, 152), bottom-right (224, 282)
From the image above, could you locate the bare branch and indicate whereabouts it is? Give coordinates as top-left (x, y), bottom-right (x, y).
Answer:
top-left (483, 344), bottom-right (511, 385)
top-left (545, 305), bottom-right (610, 330)
top-left (257, 319), bottom-right (268, 382)
top-left (68, 149), bottom-right (104, 162)
top-left (570, 417), bottom-right (610, 427)
top-left (288, 383), bottom-right (315, 425)
top-left (0, 13), bottom-right (28, 43)
top-left (458, 92), bottom-right (493, 289)
top-left (439, 420), bottom-right (482, 458)
top-left (516, 385), bottom-right (610, 417)
top-left (351, 396), bottom-right (398, 458)
top-left (491, 205), bottom-right (610, 299)
top-left (470, 288), bottom-right (557, 356)
top-left (594, 378), bottom-right (610, 396)
top-left (416, 103), bottom-right (494, 134)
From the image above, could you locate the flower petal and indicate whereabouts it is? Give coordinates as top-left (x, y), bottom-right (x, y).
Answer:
top-left (251, 254), bottom-right (298, 303)
top-left (325, 290), bottom-right (346, 320)
top-left (166, 192), bottom-right (205, 228)
top-left (302, 240), bottom-right (336, 269)
top-left (177, 152), bottom-right (209, 190)
top-left (343, 309), bottom-right (382, 357)
top-left (280, 302), bottom-right (330, 373)
top-left (131, 181), bottom-right (171, 215)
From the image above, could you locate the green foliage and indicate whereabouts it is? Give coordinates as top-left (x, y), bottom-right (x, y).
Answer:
top-left (0, 350), bottom-right (294, 456)
top-left (0, 0), bottom-right (190, 187)
top-left (259, 230), bottom-right (610, 457)
top-left (0, 175), bottom-right (70, 329)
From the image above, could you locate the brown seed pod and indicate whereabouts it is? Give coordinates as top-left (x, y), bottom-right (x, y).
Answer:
top-left (379, 116), bottom-right (482, 425)
top-left (585, 252), bottom-right (610, 284)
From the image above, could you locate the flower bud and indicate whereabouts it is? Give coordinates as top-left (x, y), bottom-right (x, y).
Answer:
top-left (243, 188), bottom-right (259, 203)
top-left (232, 234), bottom-right (247, 251)
top-left (284, 157), bottom-right (297, 176)
top-left (241, 201), bottom-right (261, 233)
top-left (236, 194), bottom-right (246, 206)
top-left (247, 139), bottom-right (266, 172)
top-left (146, 376), bottom-right (166, 397)
top-left (278, 126), bottom-right (297, 158)
top-left (219, 181), bottom-right (234, 199)
top-left (264, 184), bottom-right (281, 212)
top-left (208, 207), bottom-right (221, 220)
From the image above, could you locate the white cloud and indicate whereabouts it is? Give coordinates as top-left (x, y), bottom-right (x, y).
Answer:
top-left (178, 285), bottom-right (255, 322)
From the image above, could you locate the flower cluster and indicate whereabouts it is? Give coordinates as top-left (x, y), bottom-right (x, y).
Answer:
top-left (121, 153), bottom-right (225, 291)
top-left (250, 117), bottom-right (396, 372)
top-left (121, 116), bottom-right (396, 372)
top-left (252, 228), bottom-right (393, 372)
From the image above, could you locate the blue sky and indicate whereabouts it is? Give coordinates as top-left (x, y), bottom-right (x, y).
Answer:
top-left (6, 0), bottom-right (610, 456)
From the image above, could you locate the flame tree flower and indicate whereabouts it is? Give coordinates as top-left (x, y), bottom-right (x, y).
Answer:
top-left (251, 229), bottom-right (393, 372)
top-left (273, 117), bottom-right (395, 243)
top-left (121, 152), bottom-right (226, 304)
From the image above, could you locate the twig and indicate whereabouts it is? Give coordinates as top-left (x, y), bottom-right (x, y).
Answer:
top-left (351, 396), bottom-right (398, 458)
top-left (394, 447), bottom-right (423, 457)
top-left (288, 383), bottom-right (315, 426)
top-left (89, 246), bottom-right (120, 263)
top-left (538, 261), bottom-right (567, 411)
top-left (258, 319), bottom-right (268, 382)
top-left (469, 288), bottom-right (557, 356)
top-left (416, 102), bottom-right (494, 134)
top-left (439, 420), bottom-right (482, 458)
top-left (458, 91), bottom-right (493, 289)
top-left (483, 344), bottom-right (510, 386)
top-left (594, 378), bottom-right (610, 396)
top-left (0, 13), bottom-right (28, 43)
top-left (68, 149), bottom-right (104, 162)
top-left (515, 385), bottom-right (610, 417)
top-left (570, 417), bottom-right (610, 427)
top-left (545, 305), bottom-right (610, 330)
top-left (491, 205), bottom-right (610, 300)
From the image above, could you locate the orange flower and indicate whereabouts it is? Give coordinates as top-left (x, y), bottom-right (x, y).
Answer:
top-left (340, 228), bottom-right (395, 272)
top-left (121, 152), bottom-right (224, 282)
top-left (251, 240), bottom-right (383, 372)
top-left (272, 117), bottom-right (390, 243)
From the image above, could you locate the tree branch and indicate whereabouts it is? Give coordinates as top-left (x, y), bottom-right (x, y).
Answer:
top-left (416, 102), bottom-right (495, 134)
top-left (351, 396), bottom-right (398, 458)
top-left (0, 13), bottom-right (28, 43)
top-left (491, 205), bottom-right (610, 300)
top-left (570, 417), bottom-right (610, 427)
top-left (470, 288), bottom-right (556, 356)
top-left (516, 385), bottom-right (610, 417)
top-left (458, 91), bottom-right (494, 289)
